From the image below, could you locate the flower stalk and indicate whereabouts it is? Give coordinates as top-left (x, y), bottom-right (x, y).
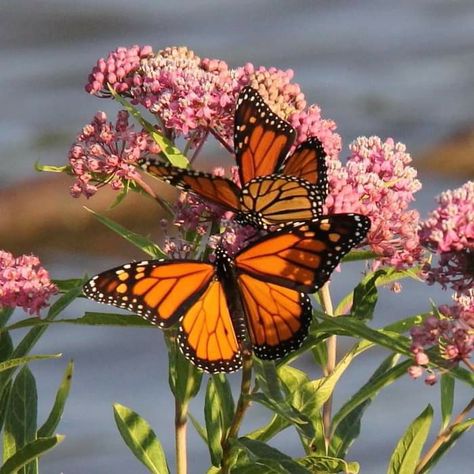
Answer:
top-left (319, 282), bottom-right (336, 449)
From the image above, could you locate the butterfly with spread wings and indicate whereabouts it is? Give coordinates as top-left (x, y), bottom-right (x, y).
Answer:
top-left (140, 86), bottom-right (328, 229)
top-left (83, 214), bottom-right (370, 373)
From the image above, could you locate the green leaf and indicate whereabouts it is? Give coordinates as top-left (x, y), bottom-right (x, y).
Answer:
top-left (0, 332), bottom-right (14, 362)
top-left (34, 162), bottom-right (70, 173)
top-left (0, 380), bottom-right (12, 435)
top-left (84, 207), bottom-right (165, 258)
top-left (332, 359), bottom-right (411, 433)
top-left (276, 334), bottom-right (328, 368)
top-left (249, 393), bottom-right (315, 441)
top-left (0, 435), bottom-right (64, 474)
top-left (388, 404), bottom-right (433, 474)
top-left (0, 354), bottom-right (62, 373)
top-left (298, 454), bottom-right (359, 473)
top-left (4, 312), bottom-right (153, 332)
top-left (111, 90), bottom-right (189, 168)
top-left (188, 412), bottom-right (207, 443)
top-left (335, 266), bottom-right (423, 315)
top-left (0, 308), bottom-right (15, 328)
top-left (0, 283), bottom-right (82, 394)
top-left (37, 361), bottom-right (74, 438)
top-left (330, 353), bottom-right (400, 458)
top-left (233, 438), bottom-right (311, 474)
top-left (167, 338), bottom-right (202, 403)
top-left (4, 366), bottom-right (38, 474)
top-left (52, 278), bottom-right (86, 293)
top-left (214, 374), bottom-right (235, 433)
top-left (204, 378), bottom-right (224, 466)
top-left (341, 249), bottom-right (378, 262)
top-left (113, 403), bottom-right (169, 474)
top-left (254, 360), bottom-right (285, 402)
top-left (418, 418), bottom-right (473, 473)
top-left (440, 374), bottom-right (455, 431)
top-left (350, 270), bottom-right (384, 320)
top-left (311, 339), bottom-right (328, 369)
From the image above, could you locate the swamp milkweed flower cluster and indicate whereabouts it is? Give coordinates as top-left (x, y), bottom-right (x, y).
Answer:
top-left (324, 136), bottom-right (423, 269)
top-left (0, 250), bottom-right (57, 315)
top-left (419, 180), bottom-right (474, 294)
top-left (68, 110), bottom-right (160, 198)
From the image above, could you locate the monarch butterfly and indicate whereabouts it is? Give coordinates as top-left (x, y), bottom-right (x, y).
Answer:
top-left (83, 213), bottom-right (370, 373)
top-left (140, 86), bottom-right (328, 229)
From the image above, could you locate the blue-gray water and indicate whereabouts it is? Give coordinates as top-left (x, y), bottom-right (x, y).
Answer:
top-left (1, 0), bottom-right (473, 472)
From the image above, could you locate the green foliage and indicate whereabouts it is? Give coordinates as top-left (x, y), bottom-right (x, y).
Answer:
top-left (113, 403), bottom-right (169, 474)
top-left (387, 405), bottom-right (433, 474)
top-left (439, 374), bottom-right (455, 431)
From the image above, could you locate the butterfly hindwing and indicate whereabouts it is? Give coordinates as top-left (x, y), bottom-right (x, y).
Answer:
top-left (142, 159), bottom-right (242, 212)
top-left (238, 274), bottom-right (312, 360)
top-left (234, 86), bottom-right (296, 185)
top-left (282, 137), bottom-right (329, 200)
top-left (234, 214), bottom-right (371, 292)
top-left (83, 260), bottom-right (215, 328)
top-left (177, 280), bottom-right (244, 373)
top-left (238, 174), bottom-right (324, 228)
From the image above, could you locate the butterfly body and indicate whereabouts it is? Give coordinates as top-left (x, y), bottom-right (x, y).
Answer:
top-left (84, 214), bottom-right (371, 373)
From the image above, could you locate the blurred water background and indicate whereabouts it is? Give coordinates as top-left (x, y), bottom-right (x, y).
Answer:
top-left (0, 0), bottom-right (473, 472)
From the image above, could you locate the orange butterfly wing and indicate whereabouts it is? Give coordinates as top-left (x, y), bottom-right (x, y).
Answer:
top-left (238, 174), bottom-right (324, 228)
top-left (177, 280), bottom-right (244, 373)
top-left (83, 260), bottom-right (215, 327)
top-left (238, 274), bottom-right (312, 359)
top-left (142, 159), bottom-right (241, 212)
top-left (234, 86), bottom-right (296, 185)
top-left (235, 214), bottom-right (371, 292)
top-left (282, 137), bottom-right (328, 199)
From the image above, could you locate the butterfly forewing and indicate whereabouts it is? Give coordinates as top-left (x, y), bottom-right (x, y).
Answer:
top-left (282, 137), bottom-right (329, 200)
top-left (83, 260), bottom-right (215, 327)
top-left (177, 280), bottom-right (244, 373)
top-left (142, 160), bottom-right (242, 212)
top-left (234, 86), bottom-right (296, 185)
top-left (235, 214), bottom-right (371, 292)
top-left (238, 274), bottom-right (312, 360)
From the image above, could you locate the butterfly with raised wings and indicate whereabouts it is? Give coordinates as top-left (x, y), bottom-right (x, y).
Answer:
top-left (140, 86), bottom-right (329, 229)
top-left (83, 214), bottom-right (370, 373)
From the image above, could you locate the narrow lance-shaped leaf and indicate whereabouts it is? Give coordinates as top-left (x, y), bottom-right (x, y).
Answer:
top-left (37, 360), bottom-right (74, 438)
top-left (113, 403), bottom-right (169, 474)
top-left (204, 378), bottom-right (224, 467)
top-left (0, 436), bottom-right (64, 474)
top-left (84, 207), bottom-right (165, 258)
top-left (350, 270), bottom-right (385, 321)
top-left (0, 354), bottom-right (62, 373)
top-left (440, 374), bottom-right (455, 431)
top-left (0, 308), bottom-right (15, 328)
top-left (387, 404), bottom-right (433, 474)
top-left (233, 438), bottom-right (311, 474)
top-left (298, 454), bottom-right (359, 474)
top-left (4, 366), bottom-right (38, 474)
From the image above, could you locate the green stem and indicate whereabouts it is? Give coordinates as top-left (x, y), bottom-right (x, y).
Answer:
top-left (319, 282), bottom-right (335, 451)
top-left (221, 351), bottom-right (253, 473)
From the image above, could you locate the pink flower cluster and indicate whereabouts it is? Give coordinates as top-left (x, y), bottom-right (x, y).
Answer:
top-left (408, 291), bottom-right (474, 384)
top-left (68, 110), bottom-right (160, 198)
top-left (419, 181), bottom-right (474, 293)
top-left (85, 45), bottom-right (341, 158)
top-left (325, 136), bottom-right (423, 269)
top-left (0, 251), bottom-right (57, 315)
top-left (85, 45), bottom-right (154, 96)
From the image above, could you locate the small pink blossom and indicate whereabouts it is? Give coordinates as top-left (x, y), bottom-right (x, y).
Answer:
top-left (408, 291), bottom-right (474, 383)
top-left (419, 181), bottom-right (474, 293)
top-left (0, 251), bottom-right (57, 315)
top-left (325, 136), bottom-right (423, 269)
top-left (85, 45), bottom-right (154, 96)
top-left (68, 110), bottom-right (160, 198)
